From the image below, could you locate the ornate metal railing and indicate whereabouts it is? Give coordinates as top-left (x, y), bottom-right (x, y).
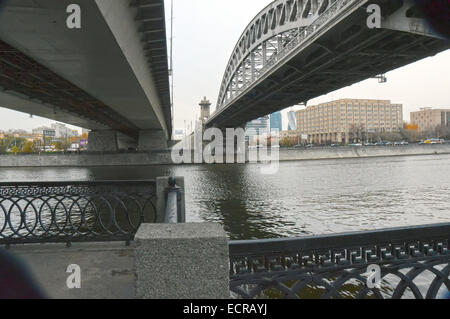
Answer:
top-left (0, 181), bottom-right (157, 246)
top-left (229, 223), bottom-right (450, 299)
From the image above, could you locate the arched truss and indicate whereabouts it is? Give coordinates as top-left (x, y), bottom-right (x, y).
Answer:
top-left (216, 0), bottom-right (343, 110)
top-left (215, 0), bottom-right (442, 112)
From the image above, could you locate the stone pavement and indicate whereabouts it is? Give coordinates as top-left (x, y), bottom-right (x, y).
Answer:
top-left (8, 242), bottom-right (135, 299)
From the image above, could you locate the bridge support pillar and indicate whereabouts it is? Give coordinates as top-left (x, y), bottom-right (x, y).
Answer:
top-left (138, 130), bottom-right (168, 151)
top-left (88, 130), bottom-right (119, 152)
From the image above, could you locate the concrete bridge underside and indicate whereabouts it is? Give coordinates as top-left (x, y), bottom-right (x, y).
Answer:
top-left (0, 0), bottom-right (172, 151)
top-left (208, 0), bottom-right (450, 129)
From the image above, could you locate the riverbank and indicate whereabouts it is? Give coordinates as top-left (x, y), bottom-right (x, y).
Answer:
top-left (278, 143), bottom-right (450, 161)
top-left (0, 144), bottom-right (449, 167)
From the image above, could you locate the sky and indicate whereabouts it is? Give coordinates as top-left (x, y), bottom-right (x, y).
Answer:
top-left (0, 0), bottom-right (449, 133)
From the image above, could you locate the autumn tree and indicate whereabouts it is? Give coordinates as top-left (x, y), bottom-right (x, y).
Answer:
top-left (22, 141), bottom-right (34, 153)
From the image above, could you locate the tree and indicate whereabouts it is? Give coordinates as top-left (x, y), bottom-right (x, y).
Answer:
top-left (53, 141), bottom-right (63, 151)
top-left (349, 124), bottom-right (366, 142)
top-left (22, 141), bottom-right (34, 153)
top-left (0, 139), bottom-right (7, 154)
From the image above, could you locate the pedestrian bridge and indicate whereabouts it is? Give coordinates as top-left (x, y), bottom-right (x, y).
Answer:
top-left (207, 0), bottom-right (450, 128)
top-left (0, 0), bottom-right (171, 151)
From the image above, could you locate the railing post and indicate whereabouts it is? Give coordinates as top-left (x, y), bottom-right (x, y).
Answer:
top-left (156, 176), bottom-right (185, 223)
top-left (135, 223), bottom-right (230, 299)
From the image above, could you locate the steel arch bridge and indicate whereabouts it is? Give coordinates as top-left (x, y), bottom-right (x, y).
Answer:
top-left (207, 0), bottom-right (450, 128)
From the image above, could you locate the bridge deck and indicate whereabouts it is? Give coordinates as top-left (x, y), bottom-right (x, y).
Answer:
top-left (0, 0), bottom-right (171, 139)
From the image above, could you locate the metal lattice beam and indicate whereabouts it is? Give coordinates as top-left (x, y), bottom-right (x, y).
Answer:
top-left (210, 0), bottom-right (449, 129)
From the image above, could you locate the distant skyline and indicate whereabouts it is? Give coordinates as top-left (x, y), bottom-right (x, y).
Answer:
top-left (0, 0), bottom-right (449, 133)
top-left (0, 111), bottom-right (82, 133)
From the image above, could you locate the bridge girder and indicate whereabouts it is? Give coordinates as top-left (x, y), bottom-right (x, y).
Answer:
top-left (210, 0), bottom-right (449, 129)
top-left (0, 0), bottom-right (172, 142)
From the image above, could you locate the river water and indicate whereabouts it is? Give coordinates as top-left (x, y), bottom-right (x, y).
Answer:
top-left (1, 154), bottom-right (449, 240)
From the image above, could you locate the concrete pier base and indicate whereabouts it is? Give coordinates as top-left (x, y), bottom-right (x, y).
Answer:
top-left (88, 130), bottom-right (119, 152)
top-left (138, 130), bottom-right (168, 151)
top-left (135, 223), bottom-right (229, 299)
top-left (117, 132), bottom-right (138, 151)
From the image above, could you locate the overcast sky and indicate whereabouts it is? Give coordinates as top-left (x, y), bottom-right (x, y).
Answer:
top-left (0, 0), bottom-right (449, 133)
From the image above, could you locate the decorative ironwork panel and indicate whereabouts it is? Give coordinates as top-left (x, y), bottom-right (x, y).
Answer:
top-left (229, 223), bottom-right (450, 299)
top-left (0, 181), bottom-right (157, 245)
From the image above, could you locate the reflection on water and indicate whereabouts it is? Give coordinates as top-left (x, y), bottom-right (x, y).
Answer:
top-left (1, 154), bottom-right (450, 240)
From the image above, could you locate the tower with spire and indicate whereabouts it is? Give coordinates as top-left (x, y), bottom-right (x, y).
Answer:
top-left (199, 97), bottom-right (211, 124)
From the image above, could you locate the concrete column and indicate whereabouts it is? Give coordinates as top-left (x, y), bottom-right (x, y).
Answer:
top-left (88, 130), bottom-right (118, 152)
top-left (138, 130), bottom-right (168, 151)
top-left (135, 223), bottom-right (230, 299)
top-left (117, 132), bottom-right (138, 151)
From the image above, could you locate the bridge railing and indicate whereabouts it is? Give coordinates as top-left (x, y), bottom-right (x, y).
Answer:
top-left (221, 0), bottom-right (361, 109)
top-left (229, 223), bottom-right (450, 299)
top-left (0, 178), bottom-right (185, 246)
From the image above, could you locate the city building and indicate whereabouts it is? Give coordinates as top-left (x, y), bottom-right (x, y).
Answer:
top-left (296, 99), bottom-right (403, 144)
top-left (71, 130), bottom-right (79, 137)
top-left (280, 130), bottom-right (299, 140)
top-left (245, 116), bottom-right (269, 144)
top-left (81, 128), bottom-right (90, 140)
top-left (287, 111), bottom-right (297, 131)
top-left (51, 123), bottom-right (77, 138)
top-left (270, 112), bottom-right (282, 133)
top-left (6, 129), bottom-right (29, 136)
top-left (32, 126), bottom-right (55, 137)
top-left (279, 130), bottom-right (301, 146)
top-left (410, 107), bottom-right (450, 133)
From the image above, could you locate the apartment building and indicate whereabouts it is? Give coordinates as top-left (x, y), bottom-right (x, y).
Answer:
top-left (410, 108), bottom-right (450, 133)
top-left (296, 99), bottom-right (403, 144)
